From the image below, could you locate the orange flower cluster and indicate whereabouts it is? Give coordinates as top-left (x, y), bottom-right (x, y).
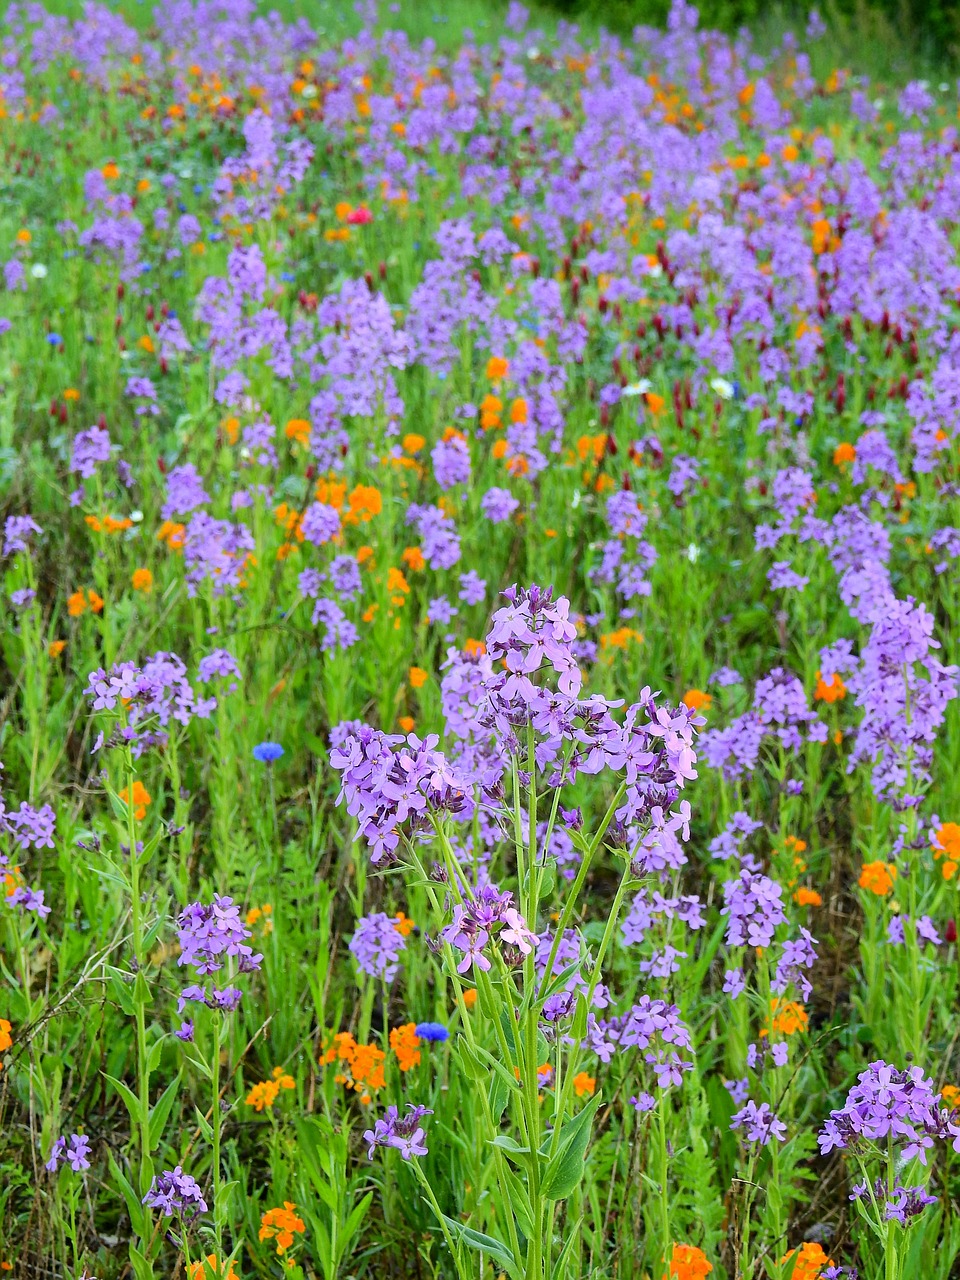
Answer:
top-left (259, 1202), bottom-right (305, 1255)
top-left (665, 1243), bottom-right (713, 1279)
top-left (321, 1032), bottom-right (386, 1102)
top-left (84, 513), bottom-right (133, 534)
top-left (120, 781), bottom-right (151, 821)
top-left (390, 1023), bottom-right (421, 1072)
top-left (814, 669), bottom-right (846, 703)
top-left (768, 999), bottom-right (809, 1037)
top-left (157, 520), bottom-right (186, 551)
top-left (573, 1071), bottom-right (596, 1097)
top-left (245, 1066), bottom-right (295, 1112)
top-left (0, 1018), bottom-right (11, 1067)
top-left (315, 476), bottom-right (382, 524)
top-left (859, 860), bottom-right (897, 896)
top-left (780, 1242), bottom-right (835, 1279)
top-left (932, 822), bottom-right (960, 881)
top-left (68, 588), bottom-right (104, 617)
top-left (682, 688), bottom-right (711, 712)
top-left (190, 1256), bottom-right (239, 1280)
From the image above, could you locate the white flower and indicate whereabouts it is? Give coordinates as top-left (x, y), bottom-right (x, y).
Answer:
top-left (526, 46), bottom-right (540, 59)
top-left (686, 543), bottom-right (700, 564)
top-left (30, 263), bottom-right (47, 279)
top-left (130, 510), bottom-right (144, 524)
top-left (710, 376), bottom-right (734, 401)
top-left (645, 262), bottom-right (663, 279)
top-left (622, 379), bottom-right (652, 397)
top-left (301, 84), bottom-right (317, 99)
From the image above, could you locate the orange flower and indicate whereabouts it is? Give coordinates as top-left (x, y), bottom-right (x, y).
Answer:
top-left (932, 822), bottom-right (960, 880)
top-left (0, 1018), bottom-right (11, 1055)
top-left (480, 393), bottom-right (503, 430)
top-left (644, 391), bottom-right (665, 416)
top-left (67, 590), bottom-right (87, 617)
top-left (464, 639), bottom-right (486, 657)
top-left (486, 356), bottom-right (509, 380)
top-left (833, 441), bottom-right (856, 466)
top-left (138, 334), bottom-right (155, 353)
top-left (573, 1072), bottom-right (596, 1097)
top-left (401, 546), bottom-right (425, 571)
top-left (665, 1243), bottom-right (713, 1279)
top-left (793, 887), bottom-right (822, 907)
top-left (120, 781), bottom-right (151, 821)
top-left (387, 567), bottom-right (409, 597)
top-left (345, 484), bottom-right (382, 524)
top-left (190, 1257), bottom-right (238, 1280)
top-left (398, 715), bottom-right (415, 732)
top-left (814, 670), bottom-right (846, 702)
top-left (285, 418), bottom-right (311, 446)
top-left (409, 666), bottom-right (428, 689)
top-left (811, 219), bottom-right (832, 254)
top-left (390, 1023), bottom-right (422, 1071)
top-left (16, 228), bottom-right (31, 243)
top-left (88, 590), bottom-right (104, 613)
top-left (63, 387), bottom-right (80, 401)
top-left (101, 162), bottom-right (120, 179)
top-left (859, 860), bottom-right (897, 896)
top-left (132, 568), bottom-right (153, 593)
top-left (510, 397), bottom-right (527, 423)
top-left (246, 1079), bottom-right (280, 1111)
top-left (259, 1202), bottom-right (306, 1255)
top-left (462, 988), bottom-right (478, 1008)
top-left (682, 689), bottom-right (712, 712)
top-left (157, 520), bottom-right (186, 550)
top-left (769, 999), bottom-right (808, 1037)
top-left (403, 433), bottom-right (426, 453)
top-left (942, 1085), bottom-right (960, 1109)
top-left (48, 640), bottom-right (66, 658)
top-left (392, 913), bottom-right (416, 938)
top-left (780, 1242), bottom-right (834, 1280)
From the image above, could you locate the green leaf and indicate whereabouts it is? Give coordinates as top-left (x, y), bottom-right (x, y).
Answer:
top-left (489, 1134), bottom-right (530, 1159)
top-left (440, 1214), bottom-right (523, 1280)
top-left (108, 1151), bottom-right (146, 1238)
top-left (128, 1243), bottom-right (155, 1280)
top-left (500, 1164), bottom-right (535, 1240)
top-left (540, 1091), bottom-right (602, 1200)
top-left (105, 1073), bottom-right (142, 1128)
top-left (552, 1215), bottom-right (582, 1279)
top-left (148, 1072), bottom-right (181, 1151)
top-left (342, 1191), bottom-right (373, 1249)
top-left (193, 1105), bottom-right (213, 1142)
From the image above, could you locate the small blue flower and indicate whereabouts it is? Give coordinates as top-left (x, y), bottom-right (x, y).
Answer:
top-left (415, 1022), bottom-right (449, 1042)
top-left (47, 333), bottom-right (62, 345)
top-left (252, 742), bottom-right (284, 763)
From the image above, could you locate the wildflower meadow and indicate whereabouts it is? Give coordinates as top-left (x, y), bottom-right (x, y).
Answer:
top-left (4, 0), bottom-right (960, 1276)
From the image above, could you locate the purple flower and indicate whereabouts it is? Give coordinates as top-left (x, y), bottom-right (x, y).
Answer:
top-left (70, 426), bottom-right (112, 478)
top-left (363, 1104), bottom-right (432, 1161)
top-left (350, 911), bottom-right (407, 981)
top-left (300, 501), bottom-right (341, 546)
top-left (177, 896), bottom-right (263, 977)
top-left (143, 1166), bottom-right (207, 1219)
top-left (818, 1061), bottom-right (949, 1163)
top-left (3, 515), bottom-right (42, 557)
top-left (481, 487), bottom-right (519, 523)
top-left (730, 1100), bottom-right (787, 1146)
top-left (45, 1134), bottom-right (91, 1173)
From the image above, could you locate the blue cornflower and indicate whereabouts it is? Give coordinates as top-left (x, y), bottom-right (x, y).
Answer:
top-left (414, 1022), bottom-right (449, 1043)
top-left (47, 333), bottom-right (62, 345)
top-left (252, 742), bottom-right (284, 763)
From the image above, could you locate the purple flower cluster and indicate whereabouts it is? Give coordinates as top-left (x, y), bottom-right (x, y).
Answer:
top-left (350, 911), bottom-right (408, 981)
top-left (363, 1103), bottom-right (432, 1161)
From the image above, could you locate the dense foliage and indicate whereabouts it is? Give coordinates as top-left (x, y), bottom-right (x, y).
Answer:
top-left (3, 2), bottom-right (960, 1278)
